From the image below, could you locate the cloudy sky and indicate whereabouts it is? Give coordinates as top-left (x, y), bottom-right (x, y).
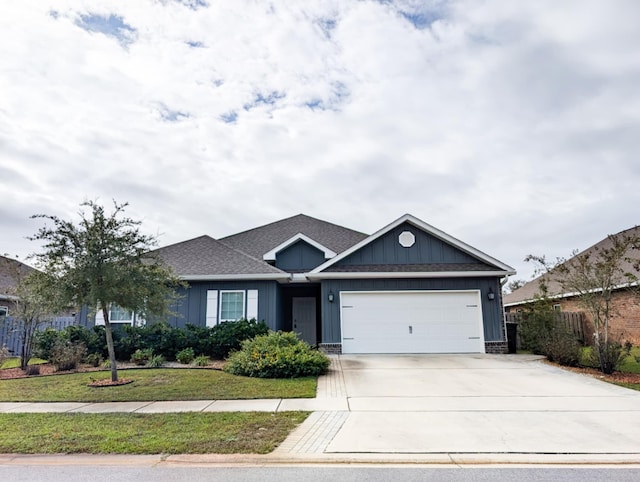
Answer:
top-left (2, 0), bottom-right (639, 282)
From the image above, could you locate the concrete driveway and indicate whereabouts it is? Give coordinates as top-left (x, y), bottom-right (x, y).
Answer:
top-left (324, 354), bottom-right (640, 454)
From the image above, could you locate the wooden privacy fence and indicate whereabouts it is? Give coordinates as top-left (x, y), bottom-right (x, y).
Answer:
top-left (0, 316), bottom-right (77, 356)
top-left (505, 311), bottom-right (588, 346)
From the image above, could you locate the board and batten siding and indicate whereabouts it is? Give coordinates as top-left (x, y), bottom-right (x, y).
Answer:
top-left (320, 277), bottom-right (504, 344)
top-left (334, 222), bottom-right (483, 266)
top-left (275, 240), bottom-right (326, 272)
top-left (166, 280), bottom-right (279, 329)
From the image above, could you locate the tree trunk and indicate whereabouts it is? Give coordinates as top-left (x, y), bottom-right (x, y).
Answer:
top-left (101, 304), bottom-right (119, 382)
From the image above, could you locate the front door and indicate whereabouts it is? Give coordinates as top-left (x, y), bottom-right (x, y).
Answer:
top-left (292, 297), bottom-right (317, 345)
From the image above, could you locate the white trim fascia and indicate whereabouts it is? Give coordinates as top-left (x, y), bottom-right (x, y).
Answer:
top-left (504, 280), bottom-right (640, 307)
top-left (306, 270), bottom-right (513, 280)
top-left (181, 273), bottom-right (291, 281)
top-left (309, 214), bottom-right (516, 274)
top-left (263, 233), bottom-right (337, 261)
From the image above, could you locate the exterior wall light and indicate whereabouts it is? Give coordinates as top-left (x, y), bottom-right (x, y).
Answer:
top-left (328, 291), bottom-right (334, 303)
top-left (487, 288), bottom-right (495, 301)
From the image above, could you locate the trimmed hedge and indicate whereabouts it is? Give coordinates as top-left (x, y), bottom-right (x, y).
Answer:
top-left (34, 319), bottom-right (269, 362)
top-left (224, 331), bottom-right (330, 378)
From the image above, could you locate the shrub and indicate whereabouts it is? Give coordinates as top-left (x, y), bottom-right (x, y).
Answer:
top-left (49, 340), bottom-right (87, 372)
top-left (224, 331), bottom-right (330, 378)
top-left (176, 347), bottom-right (195, 364)
top-left (595, 340), bottom-right (629, 375)
top-left (147, 354), bottom-right (165, 368)
top-left (85, 352), bottom-right (103, 367)
top-left (209, 318), bottom-right (269, 359)
top-left (542, 327), bottom-right (581, 367)
top-left (130, 348), bottom-right (154, 366)
top-left (33, 328), bottom-right (61, 360)
top-left (192, 355), bottom-right (210, 367)
top-left (0, 345), bottom-right (9, 367)
top-left (25, 364), bottom-right (41, 376)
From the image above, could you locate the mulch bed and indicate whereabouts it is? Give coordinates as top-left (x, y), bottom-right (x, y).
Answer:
top-left (0, 360), bottom-right (226, 380)
top-left (549, 362), bottom-right (640, 385)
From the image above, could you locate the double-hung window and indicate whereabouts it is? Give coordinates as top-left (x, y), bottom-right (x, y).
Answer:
top-left (109, 305), bottom-right (133, 322)
top-left (219, 291), bottom-right (245, 322)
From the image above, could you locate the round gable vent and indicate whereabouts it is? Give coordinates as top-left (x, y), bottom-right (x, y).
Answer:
top-left (399, 231), bottom-right (415, 248)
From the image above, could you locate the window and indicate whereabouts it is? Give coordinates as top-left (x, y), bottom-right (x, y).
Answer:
top-left (0, 306), bottom-right (7, 318)
top-left (553, 304), bottom-right (562, 312)
top-left (109, 305), bottom-right (132, 322)
top-left (219, 291), bottom-right (245, 322)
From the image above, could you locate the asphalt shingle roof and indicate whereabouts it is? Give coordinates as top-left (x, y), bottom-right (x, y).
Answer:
top-left (0, 255), bottom-right (34, 296)
top-left (153, 235), bottom-right (286, 277)
top-left (504, 226), bottom-right (640, 306)
top-left (220, 214), bottom-right (368, 260)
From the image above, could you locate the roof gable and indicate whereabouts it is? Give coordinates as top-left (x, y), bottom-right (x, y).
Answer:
top-left (220, 214), bottom-right (367, 260)
top-left (263, 233), bottom-right (336, 261)
top-left (310, 214), bottom-right (515, 277)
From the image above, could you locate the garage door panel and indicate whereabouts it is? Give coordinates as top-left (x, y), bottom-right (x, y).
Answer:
top-left (341, 291), bottom-right (484, 354)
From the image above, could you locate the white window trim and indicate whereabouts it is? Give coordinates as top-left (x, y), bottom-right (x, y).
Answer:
top-left (95, 304), bottom-right (136, 326)
top-left (219, 290), bottom-right (246, 322)
top-left (0, 306), bottom-right (8, 317)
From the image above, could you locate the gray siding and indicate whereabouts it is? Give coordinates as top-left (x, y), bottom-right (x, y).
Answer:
top-left (275, 241), bottom-right (326, 272)
top-left (320, 277), bottom-right (504, 343)
top-left (168, 280), bottom-right (279, 330)
top-left (335, 222), bottom-right (483, 266)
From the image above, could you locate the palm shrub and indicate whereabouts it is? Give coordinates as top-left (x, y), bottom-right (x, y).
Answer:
top-left (176, 347), bottom-right (195, 364)
top-left (224, 331), bottom-right (330, 378)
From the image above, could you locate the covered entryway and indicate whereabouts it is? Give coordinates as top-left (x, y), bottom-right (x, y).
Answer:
top-left (340, 290), bottom-right (484, 354)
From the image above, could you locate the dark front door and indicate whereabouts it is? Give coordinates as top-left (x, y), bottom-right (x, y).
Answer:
top-left (292, 297), bottom-right (317, 345)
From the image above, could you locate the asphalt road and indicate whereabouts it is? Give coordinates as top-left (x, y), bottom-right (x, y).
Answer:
top-left (1, 465), bottom-right (639, 482)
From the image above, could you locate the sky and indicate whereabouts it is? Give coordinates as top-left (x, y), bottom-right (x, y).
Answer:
top-left (1, 0), bottom-right (639, 283)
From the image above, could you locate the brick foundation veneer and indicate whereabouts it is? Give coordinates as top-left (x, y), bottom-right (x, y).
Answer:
top-left (484, 341), bottom-right (508, 354)
top-left (319, 342), bottom-right (508, 355)
top-left (319, 343), bottom-right (342, 355)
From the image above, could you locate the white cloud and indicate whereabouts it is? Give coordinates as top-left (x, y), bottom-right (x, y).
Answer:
top-left (1, 0), bottom-right (639, 281)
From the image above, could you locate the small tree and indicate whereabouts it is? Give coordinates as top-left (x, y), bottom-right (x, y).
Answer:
top-left (13, 271), bottom-right (62, 369)
top-left (526, 230), bottom-right (640, 374)
top-left (0, 256), bottom-right (59, 370)
top-left (30, 200), bottom-right (184, 382)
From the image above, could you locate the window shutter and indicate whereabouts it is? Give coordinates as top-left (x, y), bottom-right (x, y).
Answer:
top-left (246, 290), bottom-right (258, 320)
top-left (206, 290), bottom-right (218, 327)
top-left (95, 307), bottom-right (104, 326)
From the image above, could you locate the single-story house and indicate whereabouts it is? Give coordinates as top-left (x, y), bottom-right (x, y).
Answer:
top-left (504, 226), bottom-right (640, 345)
top-left (0, 255), bottom-right (34, 319)
top-left (107, 213), bottom-right (514, 354)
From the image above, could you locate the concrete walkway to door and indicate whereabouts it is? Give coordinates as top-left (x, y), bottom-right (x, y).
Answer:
top-left (279, 354), bottom-right (640, 457)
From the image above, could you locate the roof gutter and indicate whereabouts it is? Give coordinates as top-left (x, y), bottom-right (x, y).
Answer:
top-left (307, 270), bottom-right (514, 280)
top-left (181, 273), bottom-right (291, 282)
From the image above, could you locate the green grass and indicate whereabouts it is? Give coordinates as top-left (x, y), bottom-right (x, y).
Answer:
top-left (0, 368), bottom-right (317, 402)
top-left (0, 357), bottom-right (47, 369)
top-left (0, 412), bottom-right (309, 454)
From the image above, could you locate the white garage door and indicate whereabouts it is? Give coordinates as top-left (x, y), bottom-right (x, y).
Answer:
top-left (340, 291), bottom-right (485, 354)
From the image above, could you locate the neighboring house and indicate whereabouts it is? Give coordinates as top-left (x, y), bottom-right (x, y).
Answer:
top-left (504, 226), bottom-right (640, 345)
top-left (123, 213), bottom-right (515, 354)
top-left (0, 255), bottom-right (34, 319)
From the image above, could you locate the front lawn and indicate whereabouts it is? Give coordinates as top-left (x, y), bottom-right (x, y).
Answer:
top-left (0, 357), bottom-right (47, 369)
top-left (0, 368), bottom-right (317, 402)
top-left (0, 412), bottom-right (309, 454)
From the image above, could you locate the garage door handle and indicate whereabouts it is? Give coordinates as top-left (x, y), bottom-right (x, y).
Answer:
top-left (409, 325), bottom-right (412, 334)
top-left (468, 337), bottom-right (480, 339)
top-left (343, 337), bottom-right (355, 340)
